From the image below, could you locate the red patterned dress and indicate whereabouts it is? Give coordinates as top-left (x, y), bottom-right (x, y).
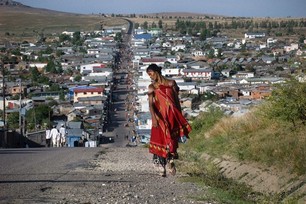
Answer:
top-left (149, 83), bottom-right (192, 159)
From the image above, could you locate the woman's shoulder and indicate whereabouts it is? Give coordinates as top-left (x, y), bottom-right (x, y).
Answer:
top-left (148, 83), bottom-right (155, 94)
top-left (166, 79), bottom-right (176, 87)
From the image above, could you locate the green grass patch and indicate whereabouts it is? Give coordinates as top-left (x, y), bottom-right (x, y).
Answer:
top-left (177, 156), bottom-right (267, 204)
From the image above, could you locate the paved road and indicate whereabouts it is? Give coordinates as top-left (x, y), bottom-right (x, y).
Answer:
top-left (0, 147), bottom-right (103, 202)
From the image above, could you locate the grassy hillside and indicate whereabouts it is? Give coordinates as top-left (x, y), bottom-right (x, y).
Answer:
top-left (0, 6), bottom-right (128, 42)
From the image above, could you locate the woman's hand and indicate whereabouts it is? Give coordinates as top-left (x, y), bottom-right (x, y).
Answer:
top-left (152, 118), bottom-right (158, 128)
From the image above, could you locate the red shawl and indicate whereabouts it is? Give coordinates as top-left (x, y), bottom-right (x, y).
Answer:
top-left (149, 84), bottom-right (192, 158)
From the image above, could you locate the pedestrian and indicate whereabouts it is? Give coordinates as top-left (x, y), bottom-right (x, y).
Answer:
top-left (45, 126), bottom-right (51, 147)
top-left (146, 64), bottom-right (192, 177)
top-left (50, 125), bottom-right (59, 147)
top-left (59, 124), bottom-right (66, 147)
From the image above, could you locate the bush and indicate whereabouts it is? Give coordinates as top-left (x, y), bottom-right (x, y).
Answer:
top-left (266, 78), bottom-right (306, 127)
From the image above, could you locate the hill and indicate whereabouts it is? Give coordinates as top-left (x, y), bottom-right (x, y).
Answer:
top-left (0, 2), bottom-right (128, 42)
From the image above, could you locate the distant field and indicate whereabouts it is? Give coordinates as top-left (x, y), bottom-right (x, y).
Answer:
top-left (0, 6), bottom-right (129, 42)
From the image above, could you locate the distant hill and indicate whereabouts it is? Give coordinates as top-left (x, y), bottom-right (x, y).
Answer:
top-left (0, 2), bottom-right (128, 42)
top-left (0, 0), bottom-right (81, 15)
top-left (0, 0), bottom-right (24, 6)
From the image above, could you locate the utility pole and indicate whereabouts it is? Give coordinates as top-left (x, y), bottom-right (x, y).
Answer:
top-left (17, 79), bottom-right (22, 136)
top-left (1, 59), bottom-right (7, 147)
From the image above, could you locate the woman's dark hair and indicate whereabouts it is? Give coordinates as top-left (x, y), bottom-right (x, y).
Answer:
top-left (146, 64), bottom-right (162, 74)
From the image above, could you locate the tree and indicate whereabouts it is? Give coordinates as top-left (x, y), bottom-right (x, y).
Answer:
top-left (45, 60), bottom-right (57, 73)
top-left (72, 31), bottom-right (83, 46)
top-left (114, 32), bottom-right (122, 42)
top-left (74, 75), bottom-right (82, 82)
top-left (151, 22), bottom-right (157, 28)
top-left (59, 34), bottom-right (71, 42)
top-left (266, 78), bottom-right (306, 126)
top-left (142, 21), bottom-right (148, 29)
top-left (25, 104), bottom-right (52, 131)
top-left (7, 112), bottom-right (19, 130)
top-left (30, 67), bottom-right (40, 82)
top-left (158, 20), bottom-right (163, 29)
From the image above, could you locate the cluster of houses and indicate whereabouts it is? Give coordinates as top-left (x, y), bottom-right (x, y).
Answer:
top-left (0, 22), bottom-right (305, 146)
top-left (129, 29), bottom-right (305, 143)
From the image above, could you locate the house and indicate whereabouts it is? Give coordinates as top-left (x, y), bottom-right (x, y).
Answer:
top-left (221, 69), bottom-right (236, 78)
top-left (232, 71), bottom-right (255, 79)
top-left (176, 82), bottom-right (197, 93)
top-left (140, 57), bottom-right (167, 66)
top-left (182, 68), bottom-right (213, 80)
top-left (133, 33), bottom-right (152, 41)
top-left (171, 44), bottom-right (186, 52)
top-left (147, 28), bottom-right (162, 36)
top-left (191, 49), bottom-right (205, 57)
top-left (166, 56), bottom-right (178, 64)
top-left (180, 97), bottom-right (193, 109)
top-left (284, 43), bottom-right (299, 53)
top-left (80, 63), bottom-right (108, 75)
top-left (73, 87), bottom-right (104, 103)
top-left (251, 86), bottom-right (272, 99)
top-left (77, 96), bottom-right (106, 105)
top-left (163, 67), bottom-right (181, 77)
top-left (244, 32), bottom-right (265, 39)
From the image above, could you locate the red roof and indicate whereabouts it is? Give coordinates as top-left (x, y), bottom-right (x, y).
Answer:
top-left (141, 57), bottom-right (166, 63)
top-left (93, 64), bottom-right (106, 68)
top-left (74, 87), bottom-right (103, 93)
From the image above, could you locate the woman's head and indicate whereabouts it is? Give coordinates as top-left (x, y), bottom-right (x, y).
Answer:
top-left (146, 64), bottom-right (162, 74)
top-left (146, 64), bottom-right (162, 81)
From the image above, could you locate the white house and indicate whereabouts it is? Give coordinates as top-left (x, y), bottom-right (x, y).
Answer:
top-left (166, 56), bottom-right (178, 64)
top-left (171, 44), bottom-right (186, 52)
top-left (29, 63), bottom-right (47, 70)
top-left (182, 68), bottom-right (213, 80)
top-left (284, 43), bottom-right (299, 53)
top-left (192, 50), bottom-right (205, 56)
top-left (80, 63), bottom-right (107, 75)
top-left (244, 32), bottom-right (265, 39)
top-left (163, 68), bottom-right (181, 77)
top-left (177, 82), bottom-right (197, 93)
top-left (232, 71), bottom-right (255, 79)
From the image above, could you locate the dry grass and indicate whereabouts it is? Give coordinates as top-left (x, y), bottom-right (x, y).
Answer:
top-left (0, 6), bottom-right (128, 41)
top-left (201, 107), bottom-right (306, 175)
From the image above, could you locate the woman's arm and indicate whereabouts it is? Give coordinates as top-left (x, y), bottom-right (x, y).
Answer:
top-left (148, 84), bottom-right (158, 127)
top-left (172, 80), bottom-right (182, 112)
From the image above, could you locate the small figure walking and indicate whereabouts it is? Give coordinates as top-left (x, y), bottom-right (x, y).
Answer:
top-left (45, 127), bottom-right (51, 147)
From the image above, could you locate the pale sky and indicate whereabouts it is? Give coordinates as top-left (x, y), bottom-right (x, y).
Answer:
top-left (17, 0), bottom-right (305, 18)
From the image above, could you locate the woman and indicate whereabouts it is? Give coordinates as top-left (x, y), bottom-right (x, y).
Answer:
top-left (147, 64), bottom-right (191, 177)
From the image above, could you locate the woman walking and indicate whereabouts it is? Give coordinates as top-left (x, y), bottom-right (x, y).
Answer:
top-left (146, 64), bottom-right (191, 177)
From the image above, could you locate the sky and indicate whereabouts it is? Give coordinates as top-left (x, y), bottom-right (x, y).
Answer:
top-left (16, 0), bottom-right (306, 18)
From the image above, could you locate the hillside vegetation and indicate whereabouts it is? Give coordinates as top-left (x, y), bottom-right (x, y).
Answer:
top-left (179, 78), bottom-right (306, 202)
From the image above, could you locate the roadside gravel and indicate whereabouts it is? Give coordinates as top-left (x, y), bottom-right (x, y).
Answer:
top-left (82, 146), bottom-right (207, 204)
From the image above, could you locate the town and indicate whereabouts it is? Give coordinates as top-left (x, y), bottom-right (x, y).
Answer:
top-left (0, 1), bottom-right (306, 203)
top-left (0, 10), bottom-right (305, 148)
